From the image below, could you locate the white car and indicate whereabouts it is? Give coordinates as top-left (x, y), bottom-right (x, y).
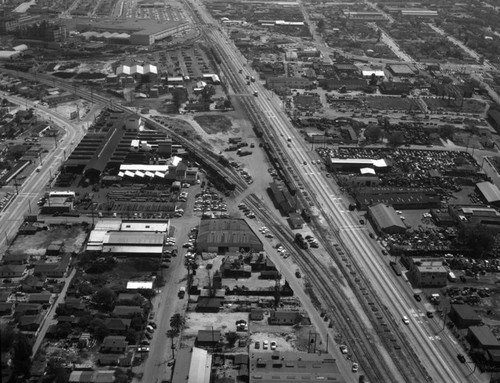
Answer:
top-left (352, 362), bottom-right (359, 372)
top-left (270, 341), bottom-right (277, 350)
top-left (402, 316), bottom-right (410, 325)
top-left (339, 345), bottom-right (348, 354)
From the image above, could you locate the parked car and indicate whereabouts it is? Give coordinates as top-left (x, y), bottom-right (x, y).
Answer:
top-left (263, 340), bottom-right (269, 350)
top-left (352, 362), bottom-right (359, 373)
top-left (255, 341), bottom-right (260, 349)
top-left (270, 341), bottom-right (277, 350)
top-left (339, 345), bottom-right (348, 354)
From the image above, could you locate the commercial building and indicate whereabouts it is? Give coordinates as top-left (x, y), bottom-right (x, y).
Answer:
top-left (75, 18), bottom-right (190, 45)
top-left (355, 187), bottom-right (440, 210)
top-left (467, 326), bottom-right (500, 353)
top-left (172, 347), bottom-right (212, 383)
top-left (449, 304), bottom-right (482, 329)
top-left (249, 351), bottom-right (344, 382)
top-left (367, 203), bottom-right (406, 234)
top-left (388, 64), bottom-right (416, 77)
top-left (328, 158), bottom-right (390, 173)
top-left (86, 219), bottom-right (169, 256)
top-left (407, 257), bottom-right (448, 287)
top-left (448, 205), bottom-right (500, 230)
top-left (266, 76), bottom-right (312, 90)
top-left (196, 219), bottom-right (263, 254)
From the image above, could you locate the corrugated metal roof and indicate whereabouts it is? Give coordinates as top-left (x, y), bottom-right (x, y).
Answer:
top-left (368, 203), bottom-right (406, 230)
top-left (476, 181), bottom-right (500, 203)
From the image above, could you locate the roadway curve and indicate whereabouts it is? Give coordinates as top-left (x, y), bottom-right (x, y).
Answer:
top-left (0, 96), bottom-right (85, 250)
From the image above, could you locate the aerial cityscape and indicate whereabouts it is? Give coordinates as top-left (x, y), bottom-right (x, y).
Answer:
top-left (1, 0), bottom-right (500, 382)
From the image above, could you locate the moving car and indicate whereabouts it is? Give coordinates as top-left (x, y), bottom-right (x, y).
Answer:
top-left (413, 294), bottom-right (421, 302)
top-left (457, 354), bottom-right (466, 363)
top-left (402, 316), bottom-right (410, 325)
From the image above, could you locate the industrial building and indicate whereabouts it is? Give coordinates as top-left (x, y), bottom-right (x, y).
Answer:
top-left (328, 158), bottom-right (390, 173)
top-left (407, 257), bottom-right (448, 287)
top-left (268, 182), bottom-right (297, 216)
top-left (249, 351), bottom-right (343, 382)
top-left (196, 219), bottom-right (263, 254)
top-left (355, 187), bottom-right (440, 210)
top-left (75, 19), bottom-right (191, 45)
top-left (475, 181), bottom-right (500, 207)
top-left (367, 203), bottom-right (407, 234)
top-left (171, 347), bottom-right (212, 383)
top-left (467, 326), bottom-right (500, 366)
top-left (86, 219), bottom-right (170, 256)
top-left (449, 304), bottom-right (482, 329)
top-left (448, 205), bottom-right (500, 231)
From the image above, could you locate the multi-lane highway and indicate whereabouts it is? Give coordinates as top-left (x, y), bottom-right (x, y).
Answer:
top-left (185, 1), bottom-right (487, 381)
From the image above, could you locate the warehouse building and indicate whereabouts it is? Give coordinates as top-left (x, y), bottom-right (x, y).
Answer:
top-left (407, 257), bottom-right (447, 288)
top-left (171, 347), bottom-right (211, 383)
top-left (197, 219), bottom-right (263, 254)
top-left (449, 304), bottom-right (482, 329)
top-left (476, 181), bottom-right (500, 207)
top-left (367, 203), bottom-right (406, 234)
top-left (355, 187), bottom-right (440, 210)
top-left (328, 158), bottom-right (390, 173)
top-left (86, 219), bottom-right (169, 256)
top-left (449, 205), bottom-right (500, 230)
top-left (249, 351), bottom-right (343, 382)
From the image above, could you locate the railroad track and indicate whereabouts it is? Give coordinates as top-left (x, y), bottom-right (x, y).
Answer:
top-left (244, 193), bottom-right (394, 382)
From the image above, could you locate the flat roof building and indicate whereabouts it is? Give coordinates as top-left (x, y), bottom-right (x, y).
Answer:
top-left (449, 304), bottom-right (482, 329)
top-left (467, 326), bottom-right (500, 353)
top-left (408, 257), bottom-right (447, 288)
top-left (249, 351), bottom-right (344, 382)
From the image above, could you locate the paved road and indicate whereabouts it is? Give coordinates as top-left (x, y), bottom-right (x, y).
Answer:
top-left (199, 9), bottom-right (486, 383)
top-left (0, 95), bottom-right (86, 251)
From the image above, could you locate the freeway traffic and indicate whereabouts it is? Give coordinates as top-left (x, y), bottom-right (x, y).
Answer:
top-left (187, 1), bottom-right (487, 381)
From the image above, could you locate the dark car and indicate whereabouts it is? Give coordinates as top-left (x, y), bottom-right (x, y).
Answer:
top-left (457, 354), bottom-right (466, 363)
top-left (426, 311), bottom-right (434, 318)
top-left (413, 294), bottom-right (422, 302)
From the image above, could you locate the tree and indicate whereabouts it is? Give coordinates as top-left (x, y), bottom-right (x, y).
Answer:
top-left (166, 329), bottom-right (179, 358)
top-left (226, 332), bottom-right (239, 347)
top-left (0, 324), bottom-right (15, 350)
top-left (440, 124), bottom-right (455, 139)
top-left (387, 131), bottom-right (405, 147)
top-left (364, 126), bottom-right (382, 143)
top-left (125, 328), bottom-right (137, 344)
top-left (201, 85), bottom-right (215, 102)
top-left (169, 313), bottom-right (185, 333)
top-left (89, 318), bottom-right (109, 340)
top-left (458, 224), bottom-right (496, 257)
top-left (369, 73), bottom-right (378, 86)
top-left (93, 287), bottom-right (116, 311)
top-left (12, 333), bottom-right (32, 377)
top-left (56, 322), bottom-right (72, 339)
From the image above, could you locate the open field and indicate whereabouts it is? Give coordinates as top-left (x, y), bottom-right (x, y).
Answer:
top-left (194, 115), bottom-right (233, 134)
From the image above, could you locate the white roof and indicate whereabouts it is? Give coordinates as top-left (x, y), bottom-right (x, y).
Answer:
top-left (135, 171), bottom-right (145, 178)
top-left (120, 164), bottom-right (169, 171)
top-left (103, 245), bottom-right (163, 254)
top-left (360, 167), bottom-right (376, 175)
top-left (13, 44), bottom-right (28, 51)
top-left (362, 70), bottom-right (385, 77)
top-left (168, 76), bottom-right (184, 82)
top-left (143, 64), bottom-right (158, 74)
top-left (127, 281), bottom-right (154, 289)
top-left (124, 170), bottom-right (135, 177)
top-left (188, 347), bottom-right (212, 383)
top-left (0, 51), bottom-right (20, 59)
top-left (120, 221), bottom-right (169, 232)
top-left (330, 158), bottom-right (388, 168)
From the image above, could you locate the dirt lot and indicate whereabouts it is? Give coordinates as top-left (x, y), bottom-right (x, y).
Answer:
top-left (92, 257), bottom-right (159, 290)
top-left (194, 115), bottom-right (232, 134)
top-left (250, 322), bottom-right (314, 352)
top-left (8, 224), bottom-right (87, 256)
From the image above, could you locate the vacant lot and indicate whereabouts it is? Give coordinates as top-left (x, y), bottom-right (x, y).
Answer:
top-left (194, 115), bottom-right (233, 134)
top-left (9, 225), bottom-right (87, 256)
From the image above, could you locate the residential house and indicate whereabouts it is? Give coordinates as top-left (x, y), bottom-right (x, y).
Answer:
top-left (249, 309), bottom-right (264, 321)
top-left (100, 335), bottom-right (128, 353)
top-left (196, 297), bottom-right (223, 313)
top-left (268, 310), bottom-right (301, 325)
top-left (2, 253), bottom-right (30, 265)
top-left (64, 297), bottom-right (86, 311)
top-left (0, 264), bottom-right (27, 278)
top-left (28, 292), bottom-right (52, 305)
top-left (33, 255), bottom-right (70, 278)
top-left (196, 329), bottom-right (222, 347)
top-left (18, 314), bottom-right (43, 331)
top-left (0, 302), bottom-right (13, 316)
top-left (14, 303), bottom-right (41, 318)
top-left (104, 318), bottom-right (131, 335)
top-left (117, 293), bottom-right (141, 304)
top-left (112, 305), bottom-right (143, 318)
top-left (20, 275), bottom-right (44, 293)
